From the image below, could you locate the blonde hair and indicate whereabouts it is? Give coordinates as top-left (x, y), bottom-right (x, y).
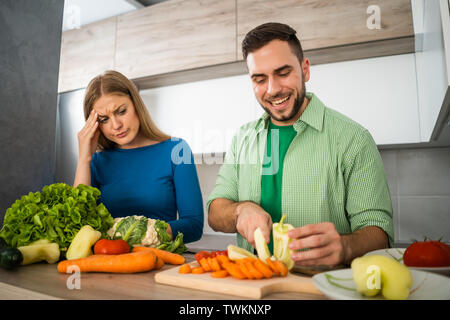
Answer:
top-left (83, 70), bottom-right (170, 150)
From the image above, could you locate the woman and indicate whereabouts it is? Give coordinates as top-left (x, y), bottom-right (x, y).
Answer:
top-left (74, 70), bottom-right (203, 243)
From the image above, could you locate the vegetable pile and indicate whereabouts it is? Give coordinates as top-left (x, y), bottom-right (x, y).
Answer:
top-left (0, 183), bottom-right (114, 253)
top-left (179, 248), bottom-right (289, 280)
top-left (0, 184), bottom-right (190, 274)
top-left (178, 217), bottom-right (294, 280)
top-left (107, 215), bottom-right (187, 254)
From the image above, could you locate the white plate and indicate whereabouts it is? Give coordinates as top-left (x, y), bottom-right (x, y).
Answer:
top-left (312, 268), bottom-right (450, 300)
top-left (364, 248), bottom-right (450, 276)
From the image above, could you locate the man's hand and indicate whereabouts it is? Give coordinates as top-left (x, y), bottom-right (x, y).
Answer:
top-left (288, 222), bottom-right (345, 267)
top-left (235, 202), bottom-right (272, 247)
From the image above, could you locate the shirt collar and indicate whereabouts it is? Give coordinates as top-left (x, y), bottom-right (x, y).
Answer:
top-left (256, 92), bottom-right (325, 133)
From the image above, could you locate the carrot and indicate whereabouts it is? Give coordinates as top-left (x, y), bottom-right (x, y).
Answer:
top-left (254, 259), bottom-right (273, 278)
top-left (234, 257), bottom-right (257, 265)
top-left (238, 262), bottom-right (254, 279)
top-left (209, 257), bottom-right (222, 272)
top-left (192, 266), bottom-right (205, 274)
top-left (57, 251), bottom-right (156, 273)
top-left (273, 260), bottom-right (289, 277)
top-left (178, 263), bottom-right (192, 274)
top-left (199, 258), bottom-right (212, 272)
top-left (216, 255), bottom-right (230, 267)
top-left (245, 261), bottom-right (264, 279)
top-left (132, 246), bottom-right (185, 265)
top-left (210, 270), bottom-right (229, 278)
top-left (223, 262), bottom-right (247, 279)
top-left (155, 256), bottom-right (165, 270)
top-left (265, 258), bottom-right (281, 276)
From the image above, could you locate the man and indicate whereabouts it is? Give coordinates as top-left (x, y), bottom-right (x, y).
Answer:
top-left (207, 22), bottom-right (393, 267)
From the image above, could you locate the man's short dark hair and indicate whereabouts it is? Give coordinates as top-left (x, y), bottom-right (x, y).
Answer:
top-left (242, 22), bottom-right (304, 64)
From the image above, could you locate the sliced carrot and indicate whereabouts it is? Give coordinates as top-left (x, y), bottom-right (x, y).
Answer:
top-left (274, 260), bottom-right (289, 277)
top-left (199, 258), bottom-right (212, 272)
top-left (216, 255), bottom-right (231, 267)
top-left (254, 259), bottom-right (273, 278)
top-left (222, 262), bottom-right (247, 279)
top-left (192, 266), bottom-right (205, 274)
top-left (178, 263), bottom-right (192, 274)
top-left (209, 257), bottom-right (222, 272)
top-left (234, 257), bottom-right (257, 265)
top-left (57, 251), bottom-right (156, 273)
top-left (238, 262), bottom-right (254, 279)
top-left (132, 246), bottom-right (185, 265)
top-left (245, 261), bottom-right (264, 279)
top-left (265, 258), bottom-right (281, 276)
top-left (210, 270), bottom-right (229, 278)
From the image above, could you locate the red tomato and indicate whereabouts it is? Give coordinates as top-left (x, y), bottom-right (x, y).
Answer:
top-left (216, 250), bottom-right (228, 257)
top-left (209, 251), bottom-right (217, 258)
top-left (195, 251), bottom-right (210, 263)
top-left (403, 240), bottom-right (450, 267)
top-left (93, 239), bottom-right (130, 255)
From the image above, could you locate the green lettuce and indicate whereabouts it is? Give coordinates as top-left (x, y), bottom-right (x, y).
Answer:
top-left (0, 183), bottom-right (114, 253)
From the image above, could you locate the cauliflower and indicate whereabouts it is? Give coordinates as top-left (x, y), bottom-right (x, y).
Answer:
top-left (106, 215), bottom-right (164, 248)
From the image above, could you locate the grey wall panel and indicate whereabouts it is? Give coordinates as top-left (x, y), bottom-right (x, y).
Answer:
top-left (55, 89), bottom-right (86, 185)
top-left (0, 0), bottom-right (64, 225)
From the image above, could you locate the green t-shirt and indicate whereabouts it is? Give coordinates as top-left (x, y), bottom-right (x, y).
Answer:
top-left (261, 120), bottom-right (297, 254)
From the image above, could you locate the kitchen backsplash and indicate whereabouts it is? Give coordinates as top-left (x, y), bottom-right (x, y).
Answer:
top-left (196, 146), bottom-right (450, 246)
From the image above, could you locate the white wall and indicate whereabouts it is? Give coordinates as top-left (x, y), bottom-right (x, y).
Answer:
top-left (62, 0), bottom-right (137, 31)
top-left (141, 53), bottom-right (421, 154)
top-left (307, 53), bottom-right (420, 144)
top-left (140, 75), bottom-right (261, 155)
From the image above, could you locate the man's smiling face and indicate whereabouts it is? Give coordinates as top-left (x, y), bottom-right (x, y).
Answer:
top-left (246, 39), bottom-right (310, 126)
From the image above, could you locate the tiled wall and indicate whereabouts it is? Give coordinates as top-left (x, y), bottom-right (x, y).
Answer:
top-left (196, 147), bottom-right (450, 246)
top-left (379, 147), bottom-right (450, 245)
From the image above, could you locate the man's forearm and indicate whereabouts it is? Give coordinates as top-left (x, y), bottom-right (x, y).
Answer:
top-left (208, 198), bottom-right (241, 233)
top-left (209, 198), bottom-right (258, 233)
top-left (341, 226), bottom-right (389, 265)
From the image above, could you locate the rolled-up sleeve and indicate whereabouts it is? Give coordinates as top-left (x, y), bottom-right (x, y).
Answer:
top-left (343, 130), bottom-right (395, 246)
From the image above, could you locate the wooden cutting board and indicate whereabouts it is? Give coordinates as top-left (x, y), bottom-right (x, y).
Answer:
top-left (155, 262), bottom-right (323, 299)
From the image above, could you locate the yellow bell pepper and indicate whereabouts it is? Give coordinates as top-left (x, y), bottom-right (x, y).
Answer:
top-left (273, 214), bottom-right (295, 270)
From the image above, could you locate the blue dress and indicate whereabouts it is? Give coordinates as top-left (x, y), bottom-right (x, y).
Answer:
top-left (90, 138), bottom-right (203, 243)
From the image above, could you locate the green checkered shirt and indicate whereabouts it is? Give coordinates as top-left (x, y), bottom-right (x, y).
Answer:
top-left (207, 92), bottom-right (394, 252)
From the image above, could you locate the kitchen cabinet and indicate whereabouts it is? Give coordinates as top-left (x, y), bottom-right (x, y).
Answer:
top-left (237, 0), bottom-right (414, 64)
top-left (58, 17), bottom-right (117, 93)
top-left (58, 0), bottom-right (415, 93)
top-left (114, 0), bottom-right (236, 80)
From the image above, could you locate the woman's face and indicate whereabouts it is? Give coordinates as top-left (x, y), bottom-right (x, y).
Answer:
top-left (93, 94), bottom-right (143, 149)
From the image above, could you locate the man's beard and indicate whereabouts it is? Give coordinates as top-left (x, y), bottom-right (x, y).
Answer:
top-left (260, 80), bottom-right (306, 124)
